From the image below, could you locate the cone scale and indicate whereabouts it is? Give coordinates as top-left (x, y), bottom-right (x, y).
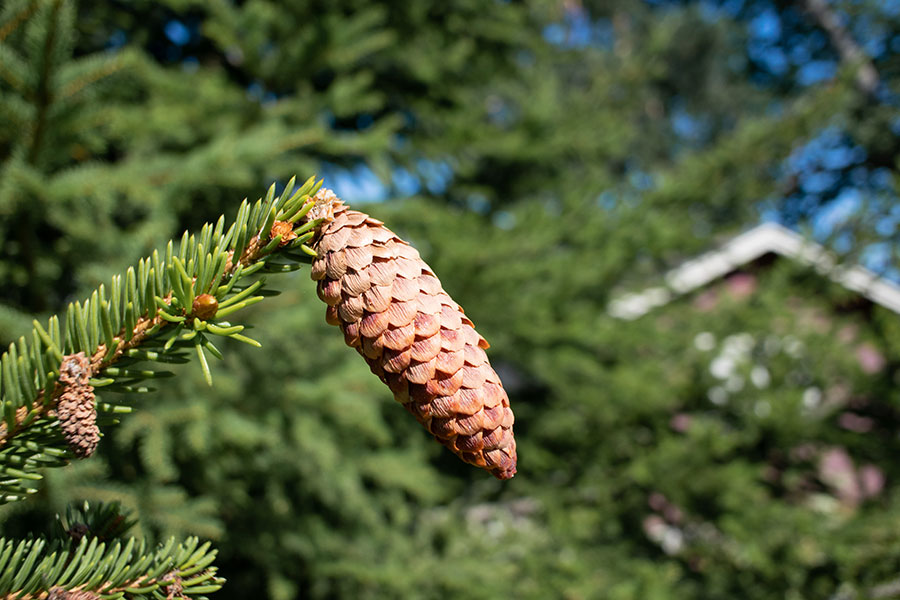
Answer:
top-left (308, 190), bottom-right (517, 479)
top-left (57, 352), bottom-right (99, 458)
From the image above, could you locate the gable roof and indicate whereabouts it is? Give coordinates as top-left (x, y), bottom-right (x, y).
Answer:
top-left (608, 222), bottom-right (900, 320)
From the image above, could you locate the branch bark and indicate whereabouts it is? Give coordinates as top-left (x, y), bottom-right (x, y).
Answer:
top-left (800, 0), bottom-right (880, 98)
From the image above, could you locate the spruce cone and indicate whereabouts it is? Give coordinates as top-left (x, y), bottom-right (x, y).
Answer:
top-left (161, 571), bottom-right (184, 599)
top-left (57, 352), bottom-right (99, 458)
top-left (308, 189), bottom-right (517, 479)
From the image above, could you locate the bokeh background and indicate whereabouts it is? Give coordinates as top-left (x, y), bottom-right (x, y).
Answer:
top-left (2, 0), bottom-right (900, 598)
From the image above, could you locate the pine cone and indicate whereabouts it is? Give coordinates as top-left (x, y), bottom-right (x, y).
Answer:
top-left (308, 190), bottom-right (517, 479)
top-left (57, 352), bottom-right (99, 458)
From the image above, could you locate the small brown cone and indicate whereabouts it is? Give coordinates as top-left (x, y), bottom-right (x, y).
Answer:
top-left (308, 189), bottom-right (517, 479)
top-left (48, 588), bottom-right (101, 600)
top-left (57, 352), bottom-right (99, 458)
top-left (161, 571), bottom-right (185, 599)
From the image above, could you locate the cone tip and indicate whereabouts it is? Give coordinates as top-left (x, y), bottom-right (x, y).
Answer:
top-left (494, 466), bottom-right (517, 480)
top-left (492, 460), bottom-right (517, 480)
top-left (307, 188), bottom-right (342, 223)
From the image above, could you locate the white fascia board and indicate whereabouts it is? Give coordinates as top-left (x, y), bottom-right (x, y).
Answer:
top-left (608, 222), bottom-right (900, 319)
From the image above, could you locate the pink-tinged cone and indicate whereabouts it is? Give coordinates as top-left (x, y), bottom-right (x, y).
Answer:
top-left (308, 190), bottom-right (517, 479)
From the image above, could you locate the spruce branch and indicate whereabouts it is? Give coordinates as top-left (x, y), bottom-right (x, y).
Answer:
top-left (27, 0), bottom-right (67, 165)
top-left (801, 0), bottom-right (880, 98)
top-left (0, 500), bottom-right (222, 599)
top-left (0, 1), bottom-right (37, 44)
top-left (0, 173), bottom-right (518, 599)
top-left (0, 530), bottom-right (222, 599)
top-left (0, 174), bottom-right (325, 503)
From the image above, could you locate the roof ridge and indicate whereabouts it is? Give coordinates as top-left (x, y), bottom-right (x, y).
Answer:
top-left (608, 223), bottom-right (900, 320)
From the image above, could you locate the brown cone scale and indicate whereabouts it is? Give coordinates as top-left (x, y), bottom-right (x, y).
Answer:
top-left (57, 352), bottom-right (99, 459)
top-left (308, 189), bottom-right (517, 479)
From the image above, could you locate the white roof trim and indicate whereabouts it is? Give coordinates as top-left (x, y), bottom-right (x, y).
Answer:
top-left (608, 222), bottom-right (900, 320)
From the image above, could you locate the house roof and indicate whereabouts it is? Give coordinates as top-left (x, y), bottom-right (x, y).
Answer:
top-left (608, 222), bottom-right (900, 320)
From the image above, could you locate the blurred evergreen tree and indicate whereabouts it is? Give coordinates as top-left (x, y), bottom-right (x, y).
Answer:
top-left (1, 0), bottom-right (899, 598)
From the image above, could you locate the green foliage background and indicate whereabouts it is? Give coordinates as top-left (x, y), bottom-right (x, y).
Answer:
top-left (1, 0), bottom-right (900, 597)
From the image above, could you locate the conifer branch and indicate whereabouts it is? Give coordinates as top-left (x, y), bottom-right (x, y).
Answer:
top-left (0, 500), bottom-right (223, 599)
top-left (801, 0), bottom-right (880, 98)
top-left (27, 0), bottom-right (63, 165)
top-left (0, 533), bottom-right (222, 599)
top-left (0, 1), bottom-right (36, 44)
top-left (0, 175), bottom-right (325, 503)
